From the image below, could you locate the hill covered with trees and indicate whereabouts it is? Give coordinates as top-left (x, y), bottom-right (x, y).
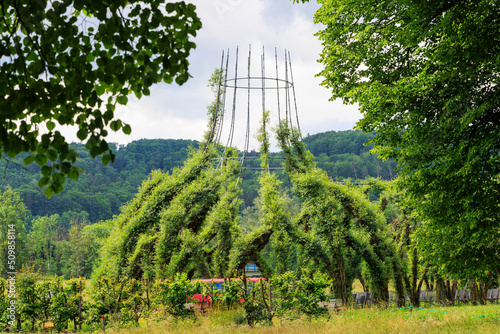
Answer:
top-left (0, 130), bottom-right (396, 225)
top-left (303, 130), bottom-right (398, 180)
top-left (0, 139), bottom-right (197, 226)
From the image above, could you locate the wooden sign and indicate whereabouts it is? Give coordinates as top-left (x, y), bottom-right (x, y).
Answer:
top-left (44, 322), bottom-right (54, 328)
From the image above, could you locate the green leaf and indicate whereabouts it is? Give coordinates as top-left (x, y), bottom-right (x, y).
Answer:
top-left (54, 184), bottom-right (64, 194)
top-left (0, 0), bottom-right (202, 197)
top-left (102, 153), bottom-right (111, 166)
top-left (44, 186), bottom-right (55, 198)
top-left (23, 155), bottom-right (35, 166)
top-left (61, 162), bottom-right (71, 173)
top-left (47, 149), bottom-right (58, 162)
top-left (122, 124), bottom-right (132, 135)
top-left (35, 154), bottom-right (48, 166)
top-left (27, 52), bottom-right (38, 62)
top-left (110, 120), bottom-right (122, 131)
top-left (46, 121), bottom-right (56, 131)
top-left (95, 85), bottom-right (105, 96)
top-left (106, 103), bottom-right (116, 112)
top-left (117, 95), bottom-right (128, 105)
top-left (77, 128), bottom-right (88, 141)
top-left (38, 176), bottom-right (50, 188)
top-left (41, 166), bottom-right (52, 176)
top-left (68, 167), bottom-right (80, 180)
top-left (53, 172), bottom-right (65, 186)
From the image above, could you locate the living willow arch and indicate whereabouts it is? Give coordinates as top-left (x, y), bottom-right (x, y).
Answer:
top-left (94, 56), bottom-right (405, 306)
top-left (94, 145), bottom-right (244, 280)
top-left (94, 71), bottom-right (245, 281)
top-left (228, 110), bottom-right (295, 277)
top-left (94, 109), bottom-right (297, 282)
top-left (95, 114), bottom-right (405, 307)
top-left (275, 122), bottom-right (405, 304)
top-left (94, 48), bottom-right (301, 282)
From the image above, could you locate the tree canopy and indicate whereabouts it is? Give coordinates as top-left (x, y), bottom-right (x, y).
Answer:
top-left (0, 0), bottom-right (201, 197)
top-left (302, 0), bottom-right (500, 278)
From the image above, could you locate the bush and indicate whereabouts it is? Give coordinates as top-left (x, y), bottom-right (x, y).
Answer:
top-left (156, 273), bottom-right (200, 320)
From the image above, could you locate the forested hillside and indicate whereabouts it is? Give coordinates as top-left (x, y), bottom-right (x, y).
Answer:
top-left (302, 131), bottom-right (398, 180)
top-left (0, 130), bottom-right (396, 225)
top-left (0, 139), bottom-right (197, 227)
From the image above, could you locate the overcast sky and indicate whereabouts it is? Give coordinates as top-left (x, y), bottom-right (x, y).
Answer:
top-left (63, 0), bottom-right (361, 149)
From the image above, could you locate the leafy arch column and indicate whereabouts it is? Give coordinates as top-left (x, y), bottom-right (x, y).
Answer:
top-left (229, 111), bottom-right (295, 277)
top-left (276, 122), bottom-right (396, 303)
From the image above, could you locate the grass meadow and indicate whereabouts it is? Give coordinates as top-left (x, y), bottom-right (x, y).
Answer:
top-left (101, 303), bottom-right (500, 334)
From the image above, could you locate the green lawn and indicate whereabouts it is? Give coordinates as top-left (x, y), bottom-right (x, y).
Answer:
top-left (102, 303), bottom-right (500, 334)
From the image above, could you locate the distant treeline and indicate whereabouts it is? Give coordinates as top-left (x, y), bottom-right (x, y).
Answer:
top-left (0, 130), bottom-right (397, 226)
top-left (302, 130), bottom-right (398, 180)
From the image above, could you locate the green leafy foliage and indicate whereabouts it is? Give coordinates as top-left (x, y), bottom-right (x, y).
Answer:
top-left (207, 184), bottom-right (243, 278)
top-left (14, 267), bottom-right (86, 331)
top-left (94, 145), bottom-right (242, 281)
top-left (276, 121), bottom-right (396, 303)
top-left (90, 276), bottom-right (135, 323)
top-left (237, 278), bottom-right (274, 327)
top-left (271, 271), bottom-right (331, 321)
top-left (294, 271), bottom-right (331, 318)
top-left (0, 0), bottom-right (202, 196)
top-left (162, 273), bottom-right (199, 320)
top-left (229, 112), bottom-right (295, 277)
top-left (16, 267), bottom-right (45, 331)
top-left (219, 278), bottom-right (241, 310)
top-left (226, 273), bottom-right (331, 327)
top-left (118, 278), bottom-right (149, 325)
top-left (307, 0), bottom-right (500, 279)
top-left (0, 278), bottom-right (12, 330)
top-left (155, 154), bottom-right (240, 277)
top-left (302, 131), bottom-right (398, 181)
top-left (47, 277), bottom-right (85, 331)
top-left (22, 214), bottom-right (112, 279)
top-left (271, 271), bottom-right (299, 322)
top-left (0, 187), bottom-right (28, 277)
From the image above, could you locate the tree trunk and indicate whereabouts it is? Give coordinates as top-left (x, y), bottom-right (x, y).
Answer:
top-left (470, 273), bottom-right (494, 305)
top-left (391, 254), bottom-right (406, 308)
top-left (403, 248), bottom-right (429, 308)
top-left (436, 278), bottom-right (457, 306)
top-left (358, 273), bottom-right (368, 292)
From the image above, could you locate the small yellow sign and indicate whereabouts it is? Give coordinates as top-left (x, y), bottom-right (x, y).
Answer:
top-left (44, 322), bottom-right (54, 328)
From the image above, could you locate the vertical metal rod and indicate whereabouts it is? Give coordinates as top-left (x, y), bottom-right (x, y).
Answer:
top-left (284, 49), bottom-right (290, 127)
top-left (245, 45), bottom-right (251, 158)
top-left (288, 51), bottom-right (301, 134)
top-left (261, 46), bottom-right (266, 114)
top-left (214, 48), bottom-right (301, 180)
top-left (216, 50), bottom-right (230, 169)
top-left (224, 47), bottom-right (239, 153)
top-left (238, 45), bottom-right (252, 184)
top-left (275, 47), bottom-right (281, 123)
top-left (216, 50), bottom-right (230, 145)
top-left (262, 47), bottom-right (269, 174)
